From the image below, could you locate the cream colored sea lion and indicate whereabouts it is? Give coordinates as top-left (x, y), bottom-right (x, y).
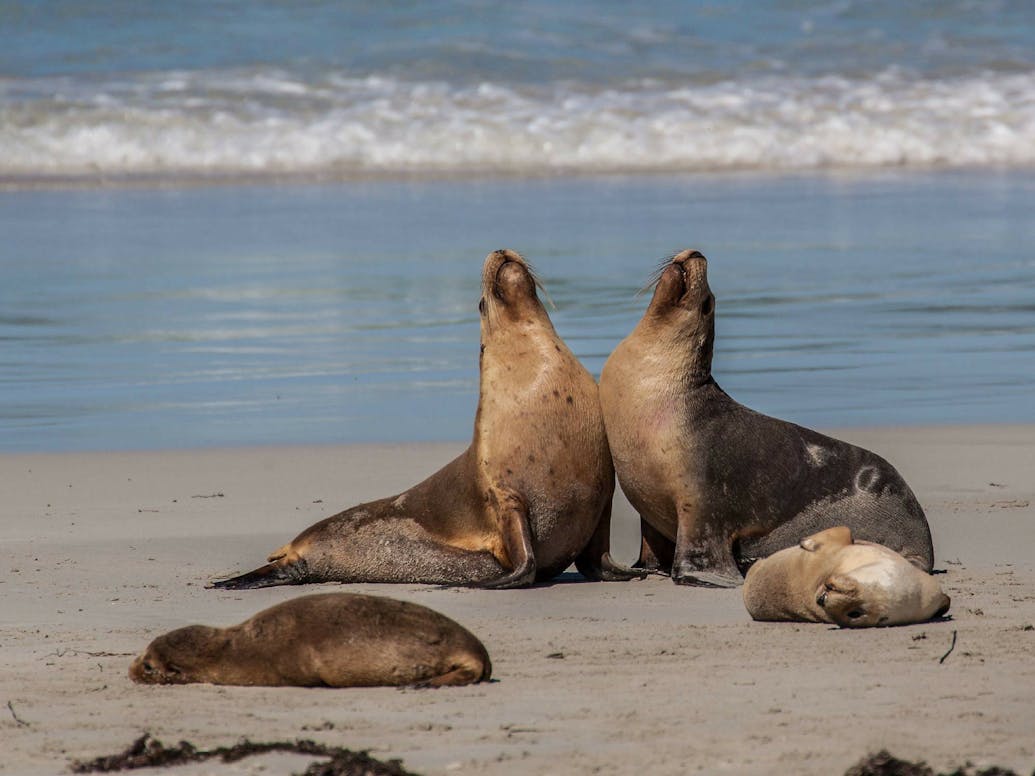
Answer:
top-left (742, 526), bottom-right (950, 627)
top-left (129, 593), bottom-right (491, 687)
top-left (212, 249), bottom-right (640, 589)
top-left (599, 249), bottom-right (934, 587)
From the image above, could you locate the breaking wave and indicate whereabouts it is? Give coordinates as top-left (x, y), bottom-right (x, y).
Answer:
top-left (2, 67), bottom-right (1034, 181)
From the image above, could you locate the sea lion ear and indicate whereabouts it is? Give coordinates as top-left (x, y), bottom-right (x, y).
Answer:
top-left (800, 526), bottom-right (853, 552)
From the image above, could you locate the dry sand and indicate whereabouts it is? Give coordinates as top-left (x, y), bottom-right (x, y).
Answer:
top-left (2, 425), bottom-right (1033, 775)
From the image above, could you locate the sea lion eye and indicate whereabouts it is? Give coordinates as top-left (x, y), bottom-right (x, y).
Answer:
top-left (846, 609), bottom-right (864, 619)
top-left (143, 661), bottom-right (154, 672)
top-left (700, 295), bottom-right (713, 316)
top-left (478, 298), bottom-right (486, 315)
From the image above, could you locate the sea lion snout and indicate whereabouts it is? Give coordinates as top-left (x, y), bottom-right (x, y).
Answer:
top-left (671, 249), bottom-right (707, 280)
top-left (671, 249), bottom-right (708, 295)
top-left (495, 259), bottom-right (534, 297)
top-left (480, 249), bottom-right (538, 309)
top-left (129, 648), bottom-right (185, 684)
top-left (651, 249), bottom-right (712, 313)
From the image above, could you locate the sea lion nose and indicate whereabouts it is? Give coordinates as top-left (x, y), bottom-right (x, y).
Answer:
top-left (672, 249), bottom-right (707, 265)
top-left (671, 250), bottom-right (709, 290)
top-left (493, 248), bottom-right (522, 265)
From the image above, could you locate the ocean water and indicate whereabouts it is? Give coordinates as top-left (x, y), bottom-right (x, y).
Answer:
top-left (2, 1), bottom-right (1035, 180)
top-left (1, 3), bottom-right (1034, 451)
top-left (3, 171), bottom-right (1033, 452)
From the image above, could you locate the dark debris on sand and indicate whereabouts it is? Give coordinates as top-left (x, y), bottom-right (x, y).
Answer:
top-left (70, 733), bottom-right (420, 776)
top-left (845, 749), bottom-right (1029, 776)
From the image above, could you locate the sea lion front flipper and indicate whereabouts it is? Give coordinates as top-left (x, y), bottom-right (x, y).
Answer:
top-left (677, 570), bottom-right (742, 588)
top-left (670, 506), bottom-right (742, 588)
top-left (476, 489), bottom-right (536, 589)
top-left (800, 525), bottom-right (854, 552)
top-left (575, 500), bottom-right (647, 581)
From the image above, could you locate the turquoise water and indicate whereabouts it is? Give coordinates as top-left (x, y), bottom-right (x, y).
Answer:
top-left (2, 171), bottom-right (1033, 451)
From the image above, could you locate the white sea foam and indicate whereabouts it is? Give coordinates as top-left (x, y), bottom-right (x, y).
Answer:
top-left (2, 68), bottom-right (1034, 180)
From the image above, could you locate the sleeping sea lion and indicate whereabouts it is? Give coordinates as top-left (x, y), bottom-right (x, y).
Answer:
top-left (742, 526), bottom-right (950, 627)
top-left (129, 593), bottom-right (491, 687)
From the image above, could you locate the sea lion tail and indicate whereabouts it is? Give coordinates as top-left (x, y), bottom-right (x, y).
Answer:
top-left (208, 558), bottom-right (309, 590)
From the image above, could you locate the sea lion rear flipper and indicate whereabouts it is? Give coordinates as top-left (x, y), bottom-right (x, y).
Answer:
top-left (575, 500), bottom-right (647, 581)
top-left (208, 558), bottom-right (309, 590)
top-left (630, 518), bottom-right (675, 575)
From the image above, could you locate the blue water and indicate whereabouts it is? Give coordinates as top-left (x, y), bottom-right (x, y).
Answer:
top-left (2, 171), bottom-right (1033, 451)
top-left (1, 2), bottom-right (1034, 179)
top-left (4, 1), bottom-right (1033, 81)
top-left (1, 4), bottom-right (1034, 451)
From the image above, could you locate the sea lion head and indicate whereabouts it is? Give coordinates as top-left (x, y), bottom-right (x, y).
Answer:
top-left (642, 249), bottom-right (716, 382)
top-left (815, 550), bottom-right (952, 628)
top-left (478, 249), bottom-right (550, 334)
top-left (129, 625), bottom-right (226, 684)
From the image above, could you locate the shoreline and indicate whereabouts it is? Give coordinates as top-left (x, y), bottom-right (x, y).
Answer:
top-left (3, 423), bottom-right (1034, 774)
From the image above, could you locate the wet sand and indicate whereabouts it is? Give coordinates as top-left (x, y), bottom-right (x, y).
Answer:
top-left (2, 425), bottom-right (1034, 775)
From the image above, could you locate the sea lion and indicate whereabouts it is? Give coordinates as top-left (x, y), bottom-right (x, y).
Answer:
top-left (212, 249), bottom-right (640, 589)
top-left (129, 593), bottom-right (491, 687)
top-left (742, 526), bottom-right (950, 627)
top-left (598, 249), bottom-right (934, 587)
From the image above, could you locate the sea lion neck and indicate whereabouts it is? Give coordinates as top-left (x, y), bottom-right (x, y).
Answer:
top-left (476, 313), bottom-right (567, 424)
top-left (630, 311), bottom-right (714, 389)
top-left (682, 325), bottom-right (715, 388)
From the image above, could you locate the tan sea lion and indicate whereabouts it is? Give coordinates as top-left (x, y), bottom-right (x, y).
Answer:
top-left (599, 249), bottom-right (934, 587)
top-left (129, 593), bottom-right (491, 687)
top-left (212, 249), bottom-right (640, 589)
top-left (742, 526), bottom-right (950, 627)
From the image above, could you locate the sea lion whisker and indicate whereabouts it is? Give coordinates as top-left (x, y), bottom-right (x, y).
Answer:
top-left (634, 255), bottom-right (681, 298)
top-left (519, 259), bottom-right (556, 310)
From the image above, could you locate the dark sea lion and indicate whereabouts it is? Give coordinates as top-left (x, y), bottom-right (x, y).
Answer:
top-left (129, 592), bottom-right (491, 687)
top-left (599, 249), bottom-right (934, 588)
top-left (743, 526), bottom-right (950, 627)
top-left (212, 249), bottom-right (640, 589)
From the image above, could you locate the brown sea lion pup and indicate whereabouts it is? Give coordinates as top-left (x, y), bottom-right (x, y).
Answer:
top-left (129, 593), bottom-right (491, 687)
top-left (742, 526), bottom-right (950, 627)
top-left (599, 249), bottom-right (934, 588)
top-left (212, 249), bottom-right (641, 589)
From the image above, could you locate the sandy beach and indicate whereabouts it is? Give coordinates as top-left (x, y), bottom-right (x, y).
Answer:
top-left (2, 424), bottom-right (1033, 775)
